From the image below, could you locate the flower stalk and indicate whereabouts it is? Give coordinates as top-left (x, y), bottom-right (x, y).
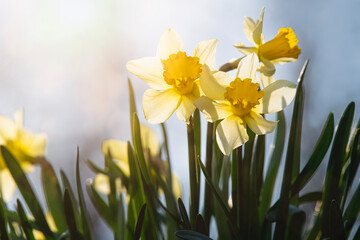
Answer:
top-left (187, 116), bottom-right (199, 228)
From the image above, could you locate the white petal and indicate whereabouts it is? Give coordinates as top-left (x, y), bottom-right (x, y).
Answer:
top-left (156, 28), bottom-right (184, 59)
top-left (255, 80), bottom-right (297, 114)
top-left (126, 57), bottom-right (169, 90)
top-left (194, 96), bottom-right (232, 122)
top-left (200, 65), bottom-right (226, 100)
top-left (213, 71), bottom-right (234, 86)
top-left (243, 16), bottom-right (256, 44)
top-left (176, 95), bottom-right (197, 122)
top-left (260, 72), bottom-right (276, 88)
top-left (192, 39), bottom-right (218, 70)
top-left (0, 170), bottom-right (16, 201)
top-left (143, 88), bottom-right (181, 124)
top-left (216, 115), bottom-right (249, 156)
top-left (252, 7), bottom-right (265, 45)
top-left (233, 42), bottom-right (257, 56)
top-left (244, 111), bottom-right (278, 135)
top-left (236, 53), bottom-right (259, 83)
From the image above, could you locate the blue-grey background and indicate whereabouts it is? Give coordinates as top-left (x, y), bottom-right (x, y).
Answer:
top-left (0, 0), bottom-right (359, 238)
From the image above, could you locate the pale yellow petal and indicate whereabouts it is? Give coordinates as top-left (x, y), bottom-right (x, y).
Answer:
top-left (244, 111), bottom-right (278, 135)
top-left (102, 140), bottom-right (128, 162)
top-left (140, 125), bottom-right (160, 157)
top-left (176, 95), bottom-right (197, 122)
top-left (17, 130), bottom-right (46, 157)
top-left (194, 96), bottom-right (232, 122)
top-left (216, 115), bottom-right (249, 156)
top-left (233, 42), bottom-right (257, 56)
top-left (172, 173), bottom-right (182, 199)
top-left (213, 71), bottom-right (234, 86)
top-left (243, 16), bottom-right (256, 44)
top-left (252, 7), bottom-right (265, 45)
top-left (199, 65), bottom-right (226, 100)
top-left (93, 174), bottom-right (122, 195)
top-left (255, 80), bottom-right (297, 114)
top-left (143, 88), bottom-right (181, 124)
top-left (236, 53), bottom-right (259, 83)
top-left (126, 57), bottom-right (169, 90)
top-left (260, 60), bottom-right (276, 77)
top-left (0, 115), bottom-right (16, 141)
top-left (260, 73), bottom-right (276, 88)
top-left (192, 39), bottom-right (218, 70)
top-left (0, 170), bottom-right (16, 201)
top-left (156, 28), bottom-right (184, 59)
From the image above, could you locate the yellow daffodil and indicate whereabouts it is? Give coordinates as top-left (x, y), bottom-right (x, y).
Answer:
top-left (0, 110), bottom-right (46, 201)
top-left (194, 54), bottom-right (296, 155)
top-left (234, 8), bottom-right (301, 87)
top-left (126, 28), bottom-right (218, 123)
top-left (94, 124), bottom-right (181, 198)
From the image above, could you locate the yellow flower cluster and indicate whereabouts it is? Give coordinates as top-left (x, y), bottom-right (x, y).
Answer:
top-left (0, 110), bottom-right (46, 201)
top-left (126, 8), bottom-right (300, 155)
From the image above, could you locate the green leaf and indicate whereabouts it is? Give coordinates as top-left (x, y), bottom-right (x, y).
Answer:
top-left (60, 170), bottom-right (81, 227)
top-left (86, 182), bottom-right (113, 228)
top-left (0, 197), bottom-right (10, 240)
top-left (41, 160), bottom-right (67, 232)
top-left (176, 230), bottom-right (213, 240)
top-left (291, 113), bottom-right (334, 197)
top-left (259, 111), bottom-right (286, 222)
top-left (195, 214), bottom-right (208, 236)
top-left (298, 191), bottom-right (322, 204)
top-left (274, 60), bottom-right (308, 240)
top-left (75, 148), bottom-right (93, 240)
top-left (178, 198), bottom-right (191, 230)
top-left (329, 201), bottom-right (345, 240)
top-left (134, 204), bottom-right (147, 240)
top-left (1, 146), bottom-right (54, 239)
top-left (321, 102), bottom-right (355, 238)
top-left (197, 158), bottom-right (239, 238)
top-left (17, 199), bottom-right (36, 240)
top-left (287, 208), bottom-right (306, 240)
top-left (343, 179), bottom-right (360, 236)
top-left (63, 189), bottom-right (84, 240)
top-left (340, 129), bottom-right (360, 209)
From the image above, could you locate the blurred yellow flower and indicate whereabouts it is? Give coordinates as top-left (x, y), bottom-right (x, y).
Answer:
top-left (194, 54), bottom-right (296, 155)
top-left (94, 124), bottom-right (181, 198)
top-left (234, 8), bottom-right (301, 87)
top-left (0, 110), bottom-right (46, 201)
top-left (126, 28), bottom-right (218, 123)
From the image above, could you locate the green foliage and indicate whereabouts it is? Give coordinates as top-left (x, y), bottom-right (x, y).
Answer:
top-left (0, 63), bottom-right (359, 240)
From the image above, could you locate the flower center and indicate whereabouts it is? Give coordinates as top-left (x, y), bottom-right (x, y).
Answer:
top-left (162, 51), bottom-right (202, 95)
top-left (258, 27), bottom-right (301, 61)
top-left (224, 78), bottom-right (264, 117)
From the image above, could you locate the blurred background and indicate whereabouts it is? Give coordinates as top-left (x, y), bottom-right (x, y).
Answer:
top-left (0, 0), bottom-right (359, 238)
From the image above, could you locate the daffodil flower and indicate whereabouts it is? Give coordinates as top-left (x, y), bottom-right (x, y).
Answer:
top-left (0, 110), bottom-right (46, 201)
top-left (194, 54), bottom-right (296, 155)
top-left (126, 28), bottom-right (218, 123)
top-left (234, 8), bottom-right (301, 87)
top-left (94, 124), bottom-right (181, 198)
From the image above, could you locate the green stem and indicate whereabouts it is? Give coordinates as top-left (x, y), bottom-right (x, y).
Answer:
top-left (204, 122), bottom-right (214, 227)
top-left (187, 117), bottom-right (198, 228)
top-left (233, 146), bottom-right (243, 232)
